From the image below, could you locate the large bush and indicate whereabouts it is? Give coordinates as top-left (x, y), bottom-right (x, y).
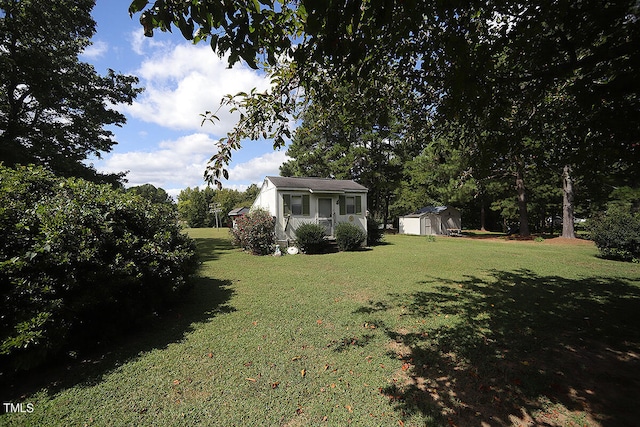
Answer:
top-left (588, 206), bottom-right (640, 262)
top-left (367, 217), bottom-right (385, 246)
top-left (294, 223), bottom-right (328, 254)
top-left (335, 222), bottom-right (367, 251)
top-left (229, 208), bottom-right (275, 255)
top-left (0, 165), bottom-right (199, 371)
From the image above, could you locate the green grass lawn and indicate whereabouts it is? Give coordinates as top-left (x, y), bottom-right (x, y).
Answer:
top-left (2, 230), bottom-right (640, 426)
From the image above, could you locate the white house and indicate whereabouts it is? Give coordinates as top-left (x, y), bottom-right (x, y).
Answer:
top-left (399, 206), bottom-right (462, 236)
top-left (252, 176), bottom-right (368, 244)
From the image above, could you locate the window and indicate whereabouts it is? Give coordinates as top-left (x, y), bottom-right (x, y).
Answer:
top-left (339, 195), bottom-right (362, 215)
top-left (345, 196), bottom-right (356, 214)
top-left (291, 195), bottom-right (303, 215)
top-left (283, 194), bottom-right (310, 216)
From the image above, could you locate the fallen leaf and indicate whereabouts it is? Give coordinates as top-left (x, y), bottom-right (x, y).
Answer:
top-left (207, 352), bottom-right (213, 358)
top-left (316, 319), bottom-right (323, 325)
top-left (246, 377), bottom-right (257, 382)
top-left (301, 369), bottom-right (306, 377)
top-left (252, 321), bottom-right (258, 326)
top-left (173, 379), bottom-right (180, 385)
top-left (291, 356), bottom-right (301, 361)
top-left (321, 415), bottom-right (328, 422)
top-left (346, 405), bottom-right (353, 413)
top-left (398, 421), bottom-right (405, 427)
top-left (271, 382), bottom-right (280, 389)
top-left (401, 363), bottom-right (410, 371)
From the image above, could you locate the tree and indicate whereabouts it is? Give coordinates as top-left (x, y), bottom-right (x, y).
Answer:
top-left (127, 184), bottom-right (173, 204)
top-left (1, 0), bottom-right (141, 184)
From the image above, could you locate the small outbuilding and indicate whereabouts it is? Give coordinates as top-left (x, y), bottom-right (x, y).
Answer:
top-left (228, 206), bottom-right (250, 227)
top-left (399, 206), bottom-right (462, 236)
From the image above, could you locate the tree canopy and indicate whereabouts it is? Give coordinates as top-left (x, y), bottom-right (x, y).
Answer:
top-left (1, 0), bottom-right (142, 184)
top-left (130, 0), bottom-right (639, 234)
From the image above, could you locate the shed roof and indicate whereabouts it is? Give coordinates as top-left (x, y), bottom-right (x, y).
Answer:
top-left (228, 207), bottom-right (250, 216)
top-left (266, 176), bottom-right (368, 193)
top-left (403, 206), bottom-right (452, 217)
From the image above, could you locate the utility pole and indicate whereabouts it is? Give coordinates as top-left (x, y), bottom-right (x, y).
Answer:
top-left (209, 202), bottom-right (222, 228)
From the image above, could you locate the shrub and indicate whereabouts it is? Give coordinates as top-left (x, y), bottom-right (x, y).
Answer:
top-left (335, 222), bottom-right (367, 251)
top-left (588, 206), bottom-right (640, 262)
top-left (229, 208), bottom-right (275, 255)
top-left (295, 223), bottom-right (328, 254)
top-left (367, 217), bottom-right (385, 246)
top-left (0, 165), bottom-right (199, 371)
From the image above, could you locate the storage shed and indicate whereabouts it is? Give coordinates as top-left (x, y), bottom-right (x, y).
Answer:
top-left (399, 206), bottom-right (462, 236)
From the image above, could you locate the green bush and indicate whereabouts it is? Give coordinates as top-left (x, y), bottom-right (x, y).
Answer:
top-left (229, 208), bottom-right (275, 255)
top-left (335, 222), bottom-right (367, 251)
top-left (0, 165), bottom-right (199, 371)
top-left (294, 223), bottom-right (328, 254)
top-left (588, 206), bottom-right (640, 262)
top-left (367, 217), bottom-right (385, 246)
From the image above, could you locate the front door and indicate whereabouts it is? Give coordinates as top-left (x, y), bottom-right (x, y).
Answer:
top-left (318, 198), bottom-right (333, 236)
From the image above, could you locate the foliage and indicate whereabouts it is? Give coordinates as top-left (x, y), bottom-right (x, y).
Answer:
top-left (0, 165), bottom-right (199, 371)
top-left (279, 75), bottom-right (423, 223)
top-left (178, 185), bottom-right (259, 228)
top-left (1, 0), bottom-right (141, 183)
top-left (588, 206), bottom-right (640, 262)
top-left (366, 217), bottom-right (384, 246)
top-left (229, 208), bottom-right (275, 255)
top-left (294, 223), bottom-right (327, 254)
top-left (127, 184), bottom-right (173, 204)
top-left (335, 222), bottom-right (367, 251)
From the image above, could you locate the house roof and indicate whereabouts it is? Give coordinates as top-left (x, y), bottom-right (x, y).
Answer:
top-left (266, 176), bottom-right (368, 193)
top-left (403, 206), bottom-right (451, 217)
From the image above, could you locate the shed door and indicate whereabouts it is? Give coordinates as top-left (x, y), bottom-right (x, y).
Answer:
top-left (318, 198), bottom-right (333, 236)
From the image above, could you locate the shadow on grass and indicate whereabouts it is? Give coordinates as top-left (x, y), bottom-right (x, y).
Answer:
top-left (2, 276), bottom-right (235, 402)
top-left (359, 269), bottom-right (640, 426)
top-left (193, 235), bottom-right (236, 262)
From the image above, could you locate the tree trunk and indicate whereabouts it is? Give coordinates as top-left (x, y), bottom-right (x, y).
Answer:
top-left (515, 162), bottom-right (530, 237)
top-left (562, 164), bottom-right (576, 238)
top-left (480, 203), bottom-right (487, 231)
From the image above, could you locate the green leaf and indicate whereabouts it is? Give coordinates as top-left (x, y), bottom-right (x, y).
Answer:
top-left (128, 0), bottom-right (149, 16)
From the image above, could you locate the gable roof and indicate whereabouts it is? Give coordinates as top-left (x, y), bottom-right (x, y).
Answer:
top-left (228, 207), bottom-right (250, 216)
top-left (266, 176), bottom-right (368, 193)
top-left (403, 206), bottom-right (453, 217)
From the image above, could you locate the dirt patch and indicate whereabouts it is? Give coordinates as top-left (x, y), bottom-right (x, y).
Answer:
top-left (461, 231), bottom-right (594, 247)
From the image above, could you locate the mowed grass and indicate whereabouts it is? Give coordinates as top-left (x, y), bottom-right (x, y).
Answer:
top-left (2, 230), bottom-right (640, 426)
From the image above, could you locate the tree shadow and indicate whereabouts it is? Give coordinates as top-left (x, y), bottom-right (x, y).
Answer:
top-left (1, 276), bottom-right (235, 402)
top-left (359, 269), bottom-right (640, 426)
top-left (193, 235), bottom-right (236, 262)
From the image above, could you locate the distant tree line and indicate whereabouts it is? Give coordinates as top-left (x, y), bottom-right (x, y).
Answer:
top-left (177, 185), bottom-right (260, 228)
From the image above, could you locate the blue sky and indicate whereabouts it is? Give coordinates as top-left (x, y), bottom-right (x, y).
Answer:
top-left (82, 0), bottom-right (290, 198)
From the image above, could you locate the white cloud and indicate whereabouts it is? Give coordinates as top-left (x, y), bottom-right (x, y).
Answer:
top-left (129, 29), bottom-right (173, 56)
top-left (96, 134), bottom-right (289, 197)
top-left (123, 42), bottom-right (271, 135)
top-left (98, 133), bottom-right (214, 189)
top-left (81, 40), bottom-right (109, 59)
top-left (227, 150), bottom-right (290, 183)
